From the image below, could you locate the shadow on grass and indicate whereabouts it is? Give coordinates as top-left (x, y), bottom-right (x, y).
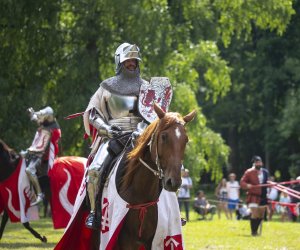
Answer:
top-left (5, 223), bottom-right (55, 231)
top-left (0, 242), bottom-right (56, 249)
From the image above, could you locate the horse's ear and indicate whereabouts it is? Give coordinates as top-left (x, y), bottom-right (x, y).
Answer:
top-left (154, 103), bottom-right (165, 119)
top-left (183, 110), bottom-right (196, 123)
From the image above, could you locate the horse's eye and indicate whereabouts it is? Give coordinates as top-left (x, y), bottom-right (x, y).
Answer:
top-left (161, 132), bottom-right (168, 143)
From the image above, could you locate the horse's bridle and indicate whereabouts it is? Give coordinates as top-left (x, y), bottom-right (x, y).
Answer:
top-left (139, 120), bottom-right (185, 179)
top-left (139, 123), bottom-right (164, 179)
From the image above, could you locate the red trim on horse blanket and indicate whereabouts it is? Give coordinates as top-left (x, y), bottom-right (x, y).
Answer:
top-left (48, 156), bottom-right (87, 229)
top-left (0, 158), bottom-right (39, 223)
top-left (54, 167), bottom-right (95, 250)
top-left (54, 208), bottom-right (96, 250)
top-left (0, 160), bottom-right (23, 222)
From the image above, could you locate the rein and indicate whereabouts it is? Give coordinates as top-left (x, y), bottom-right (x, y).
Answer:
top-left (128, 123), bottom-right (162, 238)
top-left (139, 123), bottom-right (164, 179)
top-left (139, 158), bottom-right (163, 178)
top-left (126, 199), bottom-right (159, 238)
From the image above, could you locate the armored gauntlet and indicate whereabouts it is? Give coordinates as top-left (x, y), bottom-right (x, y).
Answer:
top-left (89, 108), bottom-right (121, 138)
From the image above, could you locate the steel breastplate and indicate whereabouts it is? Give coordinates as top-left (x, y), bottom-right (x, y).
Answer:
top-left (106, 93), bottom-right (142, 132)
top-left (107, 93), bottom-right (138, 119)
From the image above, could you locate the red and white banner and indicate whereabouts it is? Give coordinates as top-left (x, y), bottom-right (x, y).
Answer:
top-left (48, 156), bottom-right (87, 229)
top-left (0, 158), bottom-right (39, 223)
top-left (47, 128), bottom-right (61, 170)
top-left (54, 167), bottom-right (95, 250)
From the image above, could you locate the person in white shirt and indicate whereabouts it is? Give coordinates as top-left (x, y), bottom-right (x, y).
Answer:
top-left (177, 168), bottom-right (193, 222)
top-left (278, 191), bottom-right (291, 222)
top-left (236, 201), bottom-right (251, 220)
top-left (226, 173), bottom-right (240, 219)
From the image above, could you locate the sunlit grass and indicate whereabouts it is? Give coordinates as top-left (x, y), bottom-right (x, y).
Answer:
top-left (0, 212), bottom-right (299, 249)
top-left (183, 211), bottom-right (300, 250)
top-left (0, 218), bottom-right (63, 250)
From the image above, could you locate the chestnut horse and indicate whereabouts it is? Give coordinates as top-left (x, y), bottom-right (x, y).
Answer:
top-left (114, 104), bottom-right (196, 249)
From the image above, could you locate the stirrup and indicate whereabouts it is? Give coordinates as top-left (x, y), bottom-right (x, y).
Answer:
top-left (181, 218), bottom-right (187, 226)
top-left (30, 194), bottom-right (44, 207)
top-left (85, 212), bottom-right (100, 230)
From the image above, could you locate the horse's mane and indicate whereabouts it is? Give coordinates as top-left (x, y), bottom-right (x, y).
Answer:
top-left (121, 112), bottom-right (185, 189)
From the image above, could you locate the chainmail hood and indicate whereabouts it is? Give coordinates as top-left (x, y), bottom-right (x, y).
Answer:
top-left (101, 65), bottom-right (147, 96)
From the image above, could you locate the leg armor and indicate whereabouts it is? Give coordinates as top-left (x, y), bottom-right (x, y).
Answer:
top-left (25, 155), bottom-right (44, 206)
top-left (87, 141), bottom-right (111, 212)
top-left (86, 141), bottom-right (112, 229)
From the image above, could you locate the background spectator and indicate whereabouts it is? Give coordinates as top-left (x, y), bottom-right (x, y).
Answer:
top-left (278, 191), bottom-right (291, 222)
top-left (214, 178), bottom-right (229, 219)
top-left (227, 173), bottom-right (240, 219)
top-left (236, 201), bottom-right (251, 220)
top-left (178, 168), bottom-right (193, 222)
top-left (193, 190), bottom-right (216, 220)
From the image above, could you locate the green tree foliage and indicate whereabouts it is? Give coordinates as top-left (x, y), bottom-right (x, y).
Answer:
top-left (200, 1), bottom-right (300, 180)
top-left (165, 41), bottom-right (231, 181)
top-left (214, 0), bottom-right (295, 46)
top-left (0, 0), bottom-right (295, 184)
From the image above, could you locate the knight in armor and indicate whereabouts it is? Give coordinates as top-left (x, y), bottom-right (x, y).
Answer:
top-left (25, 106), bottom-right (61, 206)
top-left (83, 43), bottom-right (149, 229)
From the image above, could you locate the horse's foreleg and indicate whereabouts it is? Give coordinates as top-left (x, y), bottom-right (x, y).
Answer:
top-left (0, 210), bottom-right (9, 240)
top-left (43, 199), bottom-right (49, 218)
top-left (22, 222), bottom-right (47, 243)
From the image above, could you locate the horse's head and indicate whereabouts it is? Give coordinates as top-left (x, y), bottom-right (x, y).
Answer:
top-left (151, 103), bottom-right (196, 192)
top-left (0, 139), bottom-right (20, 181)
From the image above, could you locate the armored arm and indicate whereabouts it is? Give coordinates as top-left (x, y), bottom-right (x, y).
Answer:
top-left (89, 108), bottom-right (121, 138)
top-left (131, 121), bottom-right (148, 143)
top-left (27, 106), bottom-right (54, 124)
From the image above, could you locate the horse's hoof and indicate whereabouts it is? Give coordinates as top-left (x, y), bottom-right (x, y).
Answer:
top-left (41, 236), bottom-right (47, 243)
top-left (181, 218), bottom-right (187, 226)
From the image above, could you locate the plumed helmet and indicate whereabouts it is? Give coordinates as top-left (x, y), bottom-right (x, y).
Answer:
top-left (251, 155), bottom-right (262, 163)
top-left (114, 43), bottom-right (141, 73)
top-left (27, 106), bottom-right (55, 124)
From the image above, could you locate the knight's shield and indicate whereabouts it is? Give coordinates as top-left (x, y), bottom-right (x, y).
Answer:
top-left (138, 77), bottom-right (173, 123)
top-left (28, 129), bottom-right (51, 153)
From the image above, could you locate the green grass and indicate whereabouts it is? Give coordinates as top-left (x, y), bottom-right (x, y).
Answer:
top-left (0, 218), bottom-right (63, 249)
top-left (183, 212), bottom-right (300, 249)
top-left (0, 213), bottom-right (300, 249)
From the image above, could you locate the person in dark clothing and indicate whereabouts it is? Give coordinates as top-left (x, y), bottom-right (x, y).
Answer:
top-left (240, 156), bottom-right (269, 236)
top-left (193, 190), bottom-right (216, 220)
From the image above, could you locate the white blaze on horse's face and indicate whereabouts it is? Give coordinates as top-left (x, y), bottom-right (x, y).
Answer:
top-left (175, 127), bottom-right (181, 139)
